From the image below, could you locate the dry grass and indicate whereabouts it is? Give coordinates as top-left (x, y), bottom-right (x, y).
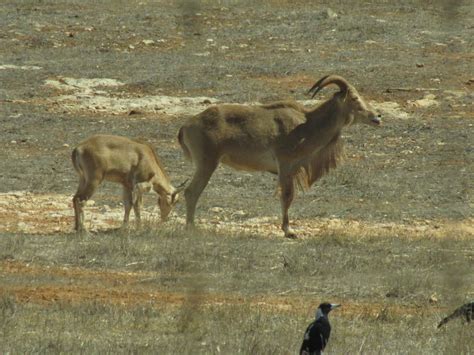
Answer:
top-left (0, 226), bottom-right (473, 353)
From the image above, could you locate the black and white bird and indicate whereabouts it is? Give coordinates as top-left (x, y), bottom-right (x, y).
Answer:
top-left (438, 301), bottom-right (473, 328)
top-left (300, 303), bottom-right (340, 355)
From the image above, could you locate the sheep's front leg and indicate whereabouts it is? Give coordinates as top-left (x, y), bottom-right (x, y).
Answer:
top-left (184, 159), bottom-right (218, 227)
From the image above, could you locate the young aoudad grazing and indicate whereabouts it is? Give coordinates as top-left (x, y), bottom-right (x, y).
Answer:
top-left (72, 134), bottom-right (184, 232)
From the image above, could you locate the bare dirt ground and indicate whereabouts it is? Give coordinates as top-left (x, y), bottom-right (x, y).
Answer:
top-left (0, 0), bottom-right (473, 353)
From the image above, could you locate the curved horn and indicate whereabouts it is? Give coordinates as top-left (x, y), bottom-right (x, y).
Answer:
top-left (308, 75), bottom-right (350, 99)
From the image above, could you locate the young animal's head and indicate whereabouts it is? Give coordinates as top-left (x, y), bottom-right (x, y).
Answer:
top-left (158, 192), bottom-right (179, 221)
top-left (308, 75), bottom-right (381, 127)
top-left (156, 179), bottom-right (187, 221)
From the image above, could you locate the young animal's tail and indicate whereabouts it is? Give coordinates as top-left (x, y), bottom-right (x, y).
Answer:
top-left (177, 127), bottom-right (192, 161)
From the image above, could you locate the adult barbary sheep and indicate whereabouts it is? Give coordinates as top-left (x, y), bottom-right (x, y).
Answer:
top-left (72, 134), bottom-right (183, 232)
top-left (178, 75), bottom-right (381, 238)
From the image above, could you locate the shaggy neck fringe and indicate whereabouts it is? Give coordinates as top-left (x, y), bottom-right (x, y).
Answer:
top-left (293, 133), bottom-right (344, 191)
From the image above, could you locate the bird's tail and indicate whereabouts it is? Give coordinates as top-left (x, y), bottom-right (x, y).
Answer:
top-left (437, 315), bottom-right (452, 328)
top-left (438, 302), bottom-right (473, 328)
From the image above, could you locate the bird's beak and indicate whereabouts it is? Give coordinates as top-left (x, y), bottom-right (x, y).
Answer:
top-left (330, 304), bottom-right (341, 310)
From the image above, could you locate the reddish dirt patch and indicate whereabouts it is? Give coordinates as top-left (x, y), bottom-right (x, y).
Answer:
top-left (1, 260), bottom-right (445, 318)
top-left (1, 259), bottom-right (149, 283)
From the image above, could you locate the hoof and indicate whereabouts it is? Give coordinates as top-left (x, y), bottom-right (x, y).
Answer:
top-left (75, 228), bottom-right (89, 236)
top-left (185, 223), bottom-right (197, 232)
top-left (284, 230), bottom-right (298, 239)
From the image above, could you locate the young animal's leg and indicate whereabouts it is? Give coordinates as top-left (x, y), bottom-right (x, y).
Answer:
top-left (73, 177), bottom-right (101, 232)
top-left (132, 188), bottom-right (143, 224)
top-left (279, 174), bottom-right (296, 238)
top-left (122, 186), bottom-right (133, 225)
top-left (185, 159), bottom-right (218, 226)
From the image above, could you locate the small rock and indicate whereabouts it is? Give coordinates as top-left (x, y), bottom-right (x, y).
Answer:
top-left (410, 94), bottom-right (439, 108)
top-left (321, 8), bottom-right (338, 19)
top-left (128, 109), bottom-right (142, 115)
top-left (193, 52), bottom-right (210, 57)
top-left (386, 290), bottom-right (399, 298)
top-left (63, 143), bottom-right (70, 148)
top-left (17, 222), bottom-right (28, 230)
top-left (416, 63), bottom-right (424, 68)
top-left (232, 210), bottom-right (247, 217)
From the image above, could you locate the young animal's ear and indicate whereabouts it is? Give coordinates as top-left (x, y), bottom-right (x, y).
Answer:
top-left (171, 191), bottom-right (179, 204)
top-left (170, 178), bottom-right (187, 204)
top-left (147, 172), bottom-right (155, 181)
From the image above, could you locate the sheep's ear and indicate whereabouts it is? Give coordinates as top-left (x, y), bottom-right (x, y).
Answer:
top-left (342, 90), bottom-right (349, 102)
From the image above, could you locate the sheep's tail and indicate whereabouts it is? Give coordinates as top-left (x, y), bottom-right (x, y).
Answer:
top-left (71, 147), bottom-right (82, 173)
